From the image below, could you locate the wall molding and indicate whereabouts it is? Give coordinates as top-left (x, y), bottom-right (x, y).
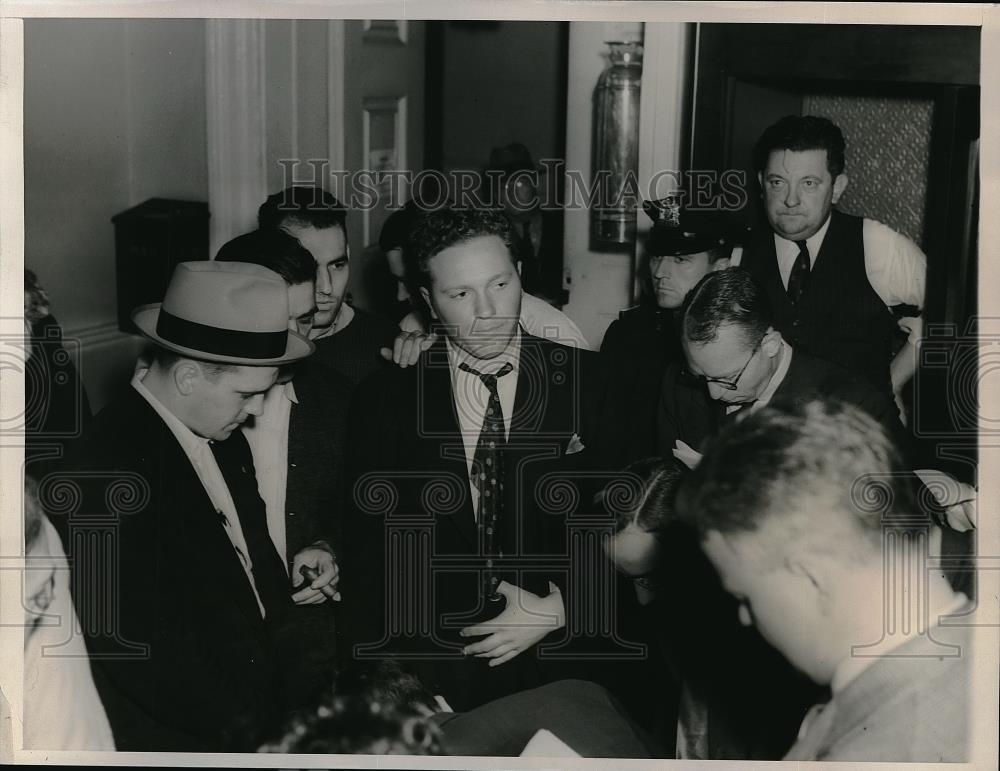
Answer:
top-left (206, 19), bottom-right (268, 257)
top-left (63, 320), bottom-right (135, 349)
top-left (327, 19), bottom-right (346, 181)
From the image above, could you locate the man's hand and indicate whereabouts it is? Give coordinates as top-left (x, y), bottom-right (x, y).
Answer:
top-left (290, 542), bottom-right (341, 604)
top-left (459, 581), bottom-right (565, 667)
top-left (379, 330), bottom-right (437, 368)
top-left (672, 440), bottom-right (703, 470)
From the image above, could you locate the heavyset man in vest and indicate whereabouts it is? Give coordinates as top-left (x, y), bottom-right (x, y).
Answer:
top-left (734, 115), bottom-right (925, 405)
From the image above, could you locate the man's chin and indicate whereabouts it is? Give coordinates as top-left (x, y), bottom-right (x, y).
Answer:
top-left (457, 336), bottom-right (515, 360)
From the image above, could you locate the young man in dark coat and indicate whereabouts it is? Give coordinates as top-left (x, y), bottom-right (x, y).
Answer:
top-left (59, 261), bottom-right (312, 751)
top-left (338, 207), bottom-right (623, 712)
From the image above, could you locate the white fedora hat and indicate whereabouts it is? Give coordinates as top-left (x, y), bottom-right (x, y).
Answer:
top-left (132, 261), bottom-right (314, 365)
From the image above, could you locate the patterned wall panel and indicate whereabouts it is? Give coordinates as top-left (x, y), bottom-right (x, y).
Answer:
top-left (803, 94), bottom-right (934, 248)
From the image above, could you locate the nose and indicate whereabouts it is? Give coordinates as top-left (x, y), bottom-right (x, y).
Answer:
top-left (707, 382), bottom-right (728, 401)
top-left (245, 393), bottom-right (265, 417)
top-left (396, 282), bottom-right (410, 303)
top-left (474, 291), bottom-right (496, 319)
top-left (653, 259), bottom-right (671, 280)
top-left (737, 602), bottom-right (753, 627)
top-left (784, 185), bottom-right (800, 208)
top-left (316, 267), bottom-right (332, 296)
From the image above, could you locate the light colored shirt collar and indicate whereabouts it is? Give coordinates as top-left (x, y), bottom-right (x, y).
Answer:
top-left (774, 212), bottom-right (833, 267)
top-left (131, 368), bottom-right (210, 453)
top-left (830, 592), bottom-right (970, 694)
top-left (309, 303), bottom-right (355, 342)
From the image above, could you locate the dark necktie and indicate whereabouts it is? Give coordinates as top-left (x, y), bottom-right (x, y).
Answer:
top-left (720, 401), bottom-right (750, 428)
top-left (459, 360), bottom-right (514, 602)
top-left (787, 240), bottom-right (810, 304)
top-left (209, 431), bottom-right (277, 613)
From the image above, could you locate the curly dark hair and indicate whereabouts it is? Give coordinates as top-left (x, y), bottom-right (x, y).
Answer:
top-left (753, 115), bottom-right (847, 178)
top-left (405, 206), bottom-right (518, 290)
top-left (259, 663), bottom-right (443, 756)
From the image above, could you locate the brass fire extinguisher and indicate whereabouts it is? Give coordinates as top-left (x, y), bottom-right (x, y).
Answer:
top-left (592, 41), bottom-right (643, 245)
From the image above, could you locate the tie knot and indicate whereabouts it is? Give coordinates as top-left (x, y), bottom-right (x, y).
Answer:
top-left (459, 361), bottom-right (513, 392)
top-left (795, 240), bottom-right (809, 256)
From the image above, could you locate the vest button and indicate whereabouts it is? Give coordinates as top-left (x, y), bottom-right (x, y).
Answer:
top-left (288, 511), bottom-right (296, 517)
top-left (792, 319), bottom-right (801, 327)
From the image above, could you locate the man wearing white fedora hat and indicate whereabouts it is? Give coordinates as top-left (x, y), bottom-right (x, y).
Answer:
top-left (60, 261), bottom-right (313, 751)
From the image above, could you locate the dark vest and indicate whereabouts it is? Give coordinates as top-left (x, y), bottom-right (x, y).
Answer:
top-left (740, 209), bottom-right (897, 396)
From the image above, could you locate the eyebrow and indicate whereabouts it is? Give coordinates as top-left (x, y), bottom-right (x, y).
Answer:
top-left (439, 270), bottom-right (513, 294)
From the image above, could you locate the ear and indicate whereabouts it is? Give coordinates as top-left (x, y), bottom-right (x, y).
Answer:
top-left (711, 256), bottom-right (731, 272)
top-left (760, 327), bottom-right (783, 358)
top-left (419, 286), bottom-right (438, 320)
top-left (757, 170), bottom-right (764, 195)
top-left (831, 173), bottom-right (849, 204)
top-left (173, 360), bottom-right (200, 396)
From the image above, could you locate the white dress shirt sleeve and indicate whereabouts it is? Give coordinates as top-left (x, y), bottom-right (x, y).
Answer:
top-left (862, 218), bottom-right (927, 309)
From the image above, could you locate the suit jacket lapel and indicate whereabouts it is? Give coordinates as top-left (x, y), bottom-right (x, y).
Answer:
top-left (418, 342), bottom-right (479, 548)
top-left (131, 391), bottom-right (269, 629)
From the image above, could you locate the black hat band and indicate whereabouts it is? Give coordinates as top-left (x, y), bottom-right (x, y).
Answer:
top-left (156, 309), bottom-right (288, 359)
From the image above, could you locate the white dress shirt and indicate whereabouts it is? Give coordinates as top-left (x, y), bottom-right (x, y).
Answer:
top-left (243, 380), bottom-right (296, 574)
top-left (446, 330), bottom-right (522, 519)
top-left (731, 215), bottom-right (926, 309)
top-left (131, 371), bottom-right (265, 616)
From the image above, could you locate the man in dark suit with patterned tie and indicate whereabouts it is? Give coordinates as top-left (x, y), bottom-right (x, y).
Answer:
top-left (58, 261), bottom-right (313, 751)
top-left (339, 207), bottom-right (622, 712)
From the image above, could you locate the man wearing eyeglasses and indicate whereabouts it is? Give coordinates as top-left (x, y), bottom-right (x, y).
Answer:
top-left (657, 267), bottom-right (902, 467)
top-left (653, 267), bottom-right (903, 759)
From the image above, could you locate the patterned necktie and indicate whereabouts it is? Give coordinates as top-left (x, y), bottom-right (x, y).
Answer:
top-left (787, 240), bottom-right (811, 304)
top-left (459, 360), bottom-right (514, 602)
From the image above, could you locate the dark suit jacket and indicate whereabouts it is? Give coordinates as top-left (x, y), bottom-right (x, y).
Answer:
top-left (654, 347), bottom-right (903, 758)
top-left (601, 305), bottom-right (684, 464)
top-left (339, 333), bottom-right (618, 711)
top-left (280, 357), bottom-right (353, 708)
top-left (58, 388), bottom-right (295, 752)
top-left (657, 346), bottom-right (904, 458)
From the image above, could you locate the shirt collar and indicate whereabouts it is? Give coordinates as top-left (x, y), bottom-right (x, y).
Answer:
top-left (131, 368), bottom-right (211, 454)
top-left (445, 326), bottom-right (522, 378)
top-left (309, 303), bottom-right (356, 342)
top-left (774, 212), bottom-right (833, 261)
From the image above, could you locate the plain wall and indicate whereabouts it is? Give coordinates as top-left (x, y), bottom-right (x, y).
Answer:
top-left (440, 21), bottom-right (565, 172)
top-left (24, 19), bottom-right (208, 410)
